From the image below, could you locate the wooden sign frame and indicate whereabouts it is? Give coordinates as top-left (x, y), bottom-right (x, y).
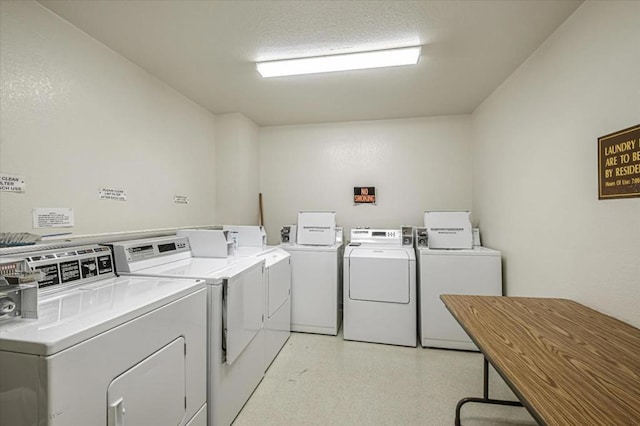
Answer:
top-left (598, 124), bottom-right (640, 199)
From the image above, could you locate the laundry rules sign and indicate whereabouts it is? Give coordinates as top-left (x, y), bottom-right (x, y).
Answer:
top-left (598, 124), bottom-right (640, 199)
top-left (354, 187), bottom-right (376, 204)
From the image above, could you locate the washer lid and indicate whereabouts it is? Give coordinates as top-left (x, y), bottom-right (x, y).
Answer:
top-left (129, 256), bottom-right (260, 281)
top-left (255, 248), bottom-right (290, 267)
top-left (0, 276), bottom-right (205, 356)
top-left (280, 243), bottom-right (342, 252)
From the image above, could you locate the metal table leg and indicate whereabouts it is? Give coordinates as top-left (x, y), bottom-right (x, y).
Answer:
top-left (455, 357), bottom-right (523, 426)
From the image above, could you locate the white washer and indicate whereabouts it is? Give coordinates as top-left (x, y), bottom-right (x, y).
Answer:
top-left (279, 212), bottom-right (344, 336)
top-left (280, 243), bottom-right (343, 335)
top-left (0, 245), bottom-right (207, 426)
top-left (110, 236), bottom-right (265, 426)
top-left (223, 225), bottom-right (291, 371)
top-left (417, 245), bottom-right (502, 350)
top-left (343, 229), bottom-right (416, 347)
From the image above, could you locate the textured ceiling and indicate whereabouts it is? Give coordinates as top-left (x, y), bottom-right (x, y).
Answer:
top-left (38, 0), bottom-right (582, 126)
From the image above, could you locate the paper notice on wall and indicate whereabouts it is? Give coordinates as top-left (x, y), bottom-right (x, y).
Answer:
top-left (174, 195), bottom-right (189, 204)
top-left (0, 173), bottom-right (26, 193)
top-left (33, 208), bottom-right (75, 229)
top-left (98, 187), bottom-right (127, 201)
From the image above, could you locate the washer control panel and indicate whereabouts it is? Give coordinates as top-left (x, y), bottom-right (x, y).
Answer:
top-left (11, 245), bottom-right (115, 293)
top-left (110, 236), bottom-right (191, 272)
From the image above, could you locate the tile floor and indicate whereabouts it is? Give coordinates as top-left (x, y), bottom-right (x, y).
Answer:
top-left (233, 331), bottom-right (537, 425)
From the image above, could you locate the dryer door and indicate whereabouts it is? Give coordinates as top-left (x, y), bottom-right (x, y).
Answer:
top-left (107, 337), bottom-right (186, 426)
top-left (348, 248), bottom-right (410, 303)
top-left (224, 261), bottom-right (263, 365)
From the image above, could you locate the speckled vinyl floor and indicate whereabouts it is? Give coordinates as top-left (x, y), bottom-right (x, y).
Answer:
top-left (233, 331), bottom-right (537, 426)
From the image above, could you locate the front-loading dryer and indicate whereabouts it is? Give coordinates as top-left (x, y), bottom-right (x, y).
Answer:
top-left (343, 228), bottom-right (416, 347)
top-left (0, 245), bottom-right (207, 426)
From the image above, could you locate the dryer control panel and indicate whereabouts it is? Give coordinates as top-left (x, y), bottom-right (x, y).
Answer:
top-left (350, 229), bottom-right (403, 245)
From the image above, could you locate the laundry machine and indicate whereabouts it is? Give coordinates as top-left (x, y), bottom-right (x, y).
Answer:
top-left (0, 245), bottom-right (207, 426)
top-left (416, 240), bottom-right (502, 351)
top-left (222, 225), bottom-right (291, 371)
top-left (110, 235), bottom-right (265, 426)
top-left (343, 228), bottom-right (416, 347)
top-left (280, 211), bottom-right (344, 336)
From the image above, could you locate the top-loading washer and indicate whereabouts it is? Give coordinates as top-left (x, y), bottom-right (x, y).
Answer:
top-left (280, 211), bottom-right (344, 336)
top-left (0, 245), bottom-right (207, 426)
top-left (343, 228), bottom-right (416, 347)
top-left (110, 235), bottom-right (265, 426)
top-left (416, 235), bottom-right (502, 350)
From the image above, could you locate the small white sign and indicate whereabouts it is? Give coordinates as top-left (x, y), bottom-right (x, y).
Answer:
top-left (33, 208), bottom-right (75, 229)
top-left (99, 187), bottom-right (127, 201)
top-left (174, 195), bottom-right (189, 204)
top-left (0, 173), bottom-right (26, 193)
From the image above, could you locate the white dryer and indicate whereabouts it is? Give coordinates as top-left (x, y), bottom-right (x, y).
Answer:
top-left (110, 236), bottom-right (265, 426)
top-left (343, 228), bottom-right (416, 347)
top-left (416, 242), bottom-right (502, 351)
top-left (222, 225), bottom-right (291, 371)
top-left (280, 211), bottom-right (344, 336)
top-left (0, 245), bottom-right (207, 426)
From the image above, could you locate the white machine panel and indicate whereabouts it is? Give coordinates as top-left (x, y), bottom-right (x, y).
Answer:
top-left (262, 251), bottom-right (291, 317)
top-left (297, 211), bottom-right (337, 246)
top-left (223, 225), bottom-right (267, 247)
top-left (233, 245), bottom-right (291, 369)
top-left (424, 211), bottom-right (473, 249)
top-left (348, 249), bottom-right (410, 303)
top-left (418, 247), bottom-right (502, 350)
top-left (108, 337), bottom-right (186, 426)
top-left (223, 261), bottom-right (263, 365)
top-left (177, 229), bottom-right (233, 258)
top-left (286, 246), bottom-right (342, 334)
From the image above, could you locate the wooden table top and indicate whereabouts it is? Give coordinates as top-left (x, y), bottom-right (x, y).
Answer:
top-left (440, 295), bottom-right (640, 426)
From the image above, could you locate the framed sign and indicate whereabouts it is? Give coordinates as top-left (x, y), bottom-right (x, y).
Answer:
top-left (598, 124), bottom-right (640, 199)
top-left (354, 186), bottom-right (376, 204)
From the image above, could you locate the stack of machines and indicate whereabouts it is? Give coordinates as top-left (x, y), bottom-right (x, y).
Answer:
top-left (280, 211), bottom-right (344, 335)
top-left (416, 211), bottom-right (503, 351)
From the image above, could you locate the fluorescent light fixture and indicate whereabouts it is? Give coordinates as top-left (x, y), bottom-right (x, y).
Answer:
top-left (256, 46), bottom-right (421, 78)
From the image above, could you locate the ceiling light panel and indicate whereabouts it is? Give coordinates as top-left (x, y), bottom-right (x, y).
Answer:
top-left (256, 46), bottom-right (421, 78)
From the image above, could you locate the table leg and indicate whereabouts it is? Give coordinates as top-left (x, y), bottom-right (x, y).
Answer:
top-left (454, 357), bottom-right (523, 426)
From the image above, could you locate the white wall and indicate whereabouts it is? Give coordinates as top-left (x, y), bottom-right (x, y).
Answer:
top-left (0, 1), bottom-right (217, 236)
top-left (473, 1), bottom-right (640, 326)
top-left (260, 116), bottom-right (472, 244)
top-left (215, 113), bottom-right (260, 225)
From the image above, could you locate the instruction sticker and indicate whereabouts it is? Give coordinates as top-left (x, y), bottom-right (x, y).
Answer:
top-left (0, 173), bottom-right (26, 193)
top-left (174, 195), bottom-right (189, 204)
top-left (99, 187), bottom-right (127, 201)
top-left (33, 208), bottom-right (75, 229)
